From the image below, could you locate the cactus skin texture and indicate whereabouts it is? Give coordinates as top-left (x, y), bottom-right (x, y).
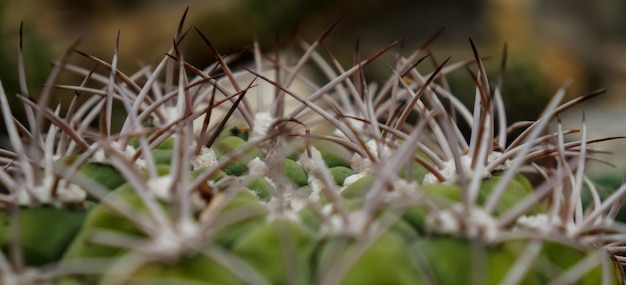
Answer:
top-left (1, 9), bottom-right (626, 285)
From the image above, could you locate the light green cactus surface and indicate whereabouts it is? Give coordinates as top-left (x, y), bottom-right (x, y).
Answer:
top-left (1, 10), bottom-right (626, 285)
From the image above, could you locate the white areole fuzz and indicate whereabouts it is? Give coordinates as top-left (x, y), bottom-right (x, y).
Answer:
top-left (249, 112), bottom-right (274, 146)
top-left (92, 141), bottom-right (146, 169)
top-left (321, 205), bottom-right (372, 237)
top-left (422, 152), bottom-right (511, 185)
top-left (16, 176), bottom-right (86, 206)
top-left (147, 175), bottom-right (206, 211)
top-left (515, 214), bottom-right (578, 237)
top-left (426, 204), bottom-right (500, 242)
top-left (298, 147), bottom-right (328, 201)
top-left (422, 155), bottom-right (475, 185)
top-left (487, 151), bottom-right (512, 171)
top-left (350, 140), bottom-right (393, 173)
top-left (191, 147), bottom-right (218, 170)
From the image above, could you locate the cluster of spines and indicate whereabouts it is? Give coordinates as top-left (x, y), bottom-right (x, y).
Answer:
top-left (1, 9), bottom-right (626, 284)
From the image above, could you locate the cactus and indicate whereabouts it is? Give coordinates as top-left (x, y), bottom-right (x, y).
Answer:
top-left (1, 10), bottom-right (626, 285)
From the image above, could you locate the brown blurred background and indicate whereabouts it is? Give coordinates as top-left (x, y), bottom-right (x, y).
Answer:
top-left (1, 0), bottom-right (626, 174)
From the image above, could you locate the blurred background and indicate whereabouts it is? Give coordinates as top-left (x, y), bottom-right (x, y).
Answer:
top-left (1, 0), bottom-right (626, 175)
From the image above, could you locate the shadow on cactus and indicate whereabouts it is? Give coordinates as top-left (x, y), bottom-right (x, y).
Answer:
top-left (1, 8), bottom-right (626, 285)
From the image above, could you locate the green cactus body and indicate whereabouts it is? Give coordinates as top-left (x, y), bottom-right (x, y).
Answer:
top-left (217, 125), bottom-right (250, 142)
top-left (315, 232), bottom-right (425, 285)
top-left (477, 173), bottom-right (537, 215)
top-left (314, 140), bottom-right (352, 168)
top-left (213, 136), bottom-right (265, 176)
top-left (127, 136), bottom-right (176, 165)
top-left (129, 136), bottom-right (176, 150)
top-left (413, 237), bottom-right (622, 285)
top-left (297, 204), bottom-right (323, 232)
top-left (414, 237), bottom-right (535, 285)
top-left (63, 185), bottom-right (156, 260)
top-left (248, 177), bottom-right (275, 201)
top-left (154, 137), bottom-right (176, 150)
top-left (340, 175), bottom-right (376, 200)
top-left (63, 250), bottom-right (245, 285)
top-left (283, 158), bottom-right (308, 187)
top-left (56, 157), bottom-right (126, 191)
top-left (209, 189), bottom-right (270, 248)
top-left (0, 206), bottom-right (89, 266)
top-left (401, 183), bottom-right (463, 234)
top-left (151, 148), bottom-right (174, 165)
top-left (296, 184), bottom-right (314, 197)
top-left (123, 253), bottom-right (244, 285)
top-left (397, 151), bottom-right (432, 183)
top-left (232, 217), bottom-right (317, 285)
top-left (330, 166), bottom-right (355, 186)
